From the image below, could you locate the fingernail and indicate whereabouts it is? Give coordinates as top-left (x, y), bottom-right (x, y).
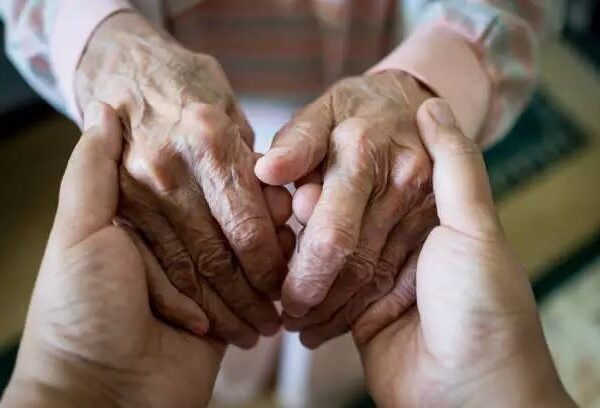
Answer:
top-left (187, 321), bottom-right (209, 337)
top-left (428, 99), bottom-right (455, 126)
top-left (83, 101), bottom-right (105, 131)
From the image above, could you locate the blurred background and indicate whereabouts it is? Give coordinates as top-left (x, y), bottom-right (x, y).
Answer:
top-left (1, 1), bottom-right (599, 407)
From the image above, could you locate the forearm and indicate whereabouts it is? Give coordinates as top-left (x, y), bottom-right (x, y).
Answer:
top-left (1, 350), bottom-right (122, 408)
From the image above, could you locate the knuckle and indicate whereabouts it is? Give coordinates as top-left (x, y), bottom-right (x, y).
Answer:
top-left (405, 151), bottom-right (433, 191)
top-left (345, 248), bottom-right (378, 285)
top-left (389, 150), bottom-right (433, 212)
top-left (195, 240), bottom-right (232, 279)
top-left (334, 75), bottom-right (361, 91)
top-left (227, 216), bottom-right (271, 254)
top-left (288, 275), bottom-right (331, 305)
top-left (124, 145), bottom-right (183, 195)
top-left (185, 103), bottom-right (233, 154)
top-left (164, 256), bottom-right (196, 290)
top-left (197, 54), bottom-right (220, 68)
top-left (372, 259), bottom-right (396, 294)
top-left (334, 118), bottom-right (374, 153)
top-left (307, 226), bottom-right (356, 265)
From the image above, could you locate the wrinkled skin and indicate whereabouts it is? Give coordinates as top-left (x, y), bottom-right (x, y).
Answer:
top-left (76, 12), bottom-right (293, 348)
top-left (358, 100), bottom-right (574, 408)
top-left (256, 70), bottom-right (436, 347)
top-left (3, 105), bottom-right (223, 407)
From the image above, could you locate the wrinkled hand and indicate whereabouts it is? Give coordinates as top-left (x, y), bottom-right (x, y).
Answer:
top-left (76, 12), bottom-right (294, 348)
top-left (2, 105), bottom-right (223, 407)
top-left (255, 70), bottom-right (435, 347)
top-left (357, 99), bottom-right (573, 407)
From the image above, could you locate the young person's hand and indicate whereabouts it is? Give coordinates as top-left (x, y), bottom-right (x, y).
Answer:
top-left (1, 104), bottom-right (223, 408)
top-left (356, 99), bottom-right (575, 407)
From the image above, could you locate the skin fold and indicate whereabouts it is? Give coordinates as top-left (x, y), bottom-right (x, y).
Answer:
top-left (255, 70), bottom-right (437, 347)
top-left (75, 12), bottom-right (294, 348)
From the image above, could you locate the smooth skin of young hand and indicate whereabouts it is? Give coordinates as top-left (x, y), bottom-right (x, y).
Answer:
top-left (1, 104), bottom-right (224, 408)
top-left (355, 99), bottom-right (575, 408)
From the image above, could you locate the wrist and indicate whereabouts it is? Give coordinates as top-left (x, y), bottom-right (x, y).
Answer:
top-left (370, 25), bottom-right (491, 142)
top-left (459, 345), bottom-right (574, 407)
top-left (75, 11), bottom-right (177, 115)
top-left (3, 357), bottom-right (120, 407)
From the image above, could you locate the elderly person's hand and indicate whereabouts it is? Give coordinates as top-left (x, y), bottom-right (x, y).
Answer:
top-left (1, 104), bottom-right (223, 408)
top-left (356, 99), bottom-right (574, 407)
top-left (76, 12), bottom-right (294, 348)
top-left (255, 70), bottom-right (436, 347)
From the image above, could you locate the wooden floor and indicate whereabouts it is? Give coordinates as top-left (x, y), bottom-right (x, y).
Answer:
top-left (0, 40), bottom-right (599, 406)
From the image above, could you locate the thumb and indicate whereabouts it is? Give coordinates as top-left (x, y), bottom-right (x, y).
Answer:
top-left (254, 96), bottom-right (332, 185)
top-left (416, 99), bottom-right (501, 239)
top-left (53, 102), bottom-right (123, 248)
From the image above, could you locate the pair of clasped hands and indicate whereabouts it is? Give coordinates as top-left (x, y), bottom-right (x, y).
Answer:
top-left (2, 99), bottom-right (574, 408)
top-left (2, 12), bottom-right (573, 407)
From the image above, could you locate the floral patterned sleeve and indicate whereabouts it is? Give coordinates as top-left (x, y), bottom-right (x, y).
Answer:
top-left (389, 0), bottom-right (565, 146)
top-left (1, 0), bottom-right (64, 112)
top-left (0, 0), bottom-right (133, 120)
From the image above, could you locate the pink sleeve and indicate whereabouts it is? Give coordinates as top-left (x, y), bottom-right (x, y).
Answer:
top-left (370, 24), bottom-right (491, 143)
top-left (378, 0), bottom-right (545, 147)
top-left (50, 0), bottom-right (133, 122)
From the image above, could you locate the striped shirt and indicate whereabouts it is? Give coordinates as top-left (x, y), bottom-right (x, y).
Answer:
top-left (1, 0), bottom-right (564, 145)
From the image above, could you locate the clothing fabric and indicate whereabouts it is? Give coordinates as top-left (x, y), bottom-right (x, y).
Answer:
top-left (1, 0), bottom-right (561, 145)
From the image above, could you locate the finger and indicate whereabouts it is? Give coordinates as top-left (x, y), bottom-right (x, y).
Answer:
top-left (54, 102), bottom-right (122, 248)
top-left (278, 225), bottom-right (296, 260)
top-left (417, 99), bottom-right (500, 238)
top-left (284, 193), bottom-right (434, 332)
top-left (282, 119), bottom-right (377, 317)
top-left (124, 225), bottom-right (210, 337)
top-left (342, 195), bottom-right (436, 323)
top-left (157, 183), bottom-right (281, 336)
top-left (351, 251), bottom-right (420, 347)
top-left (184, 104), bottom-right (287, 299)
top-left (263, 185), bottom-right (293, 227)
top-left (120, 173), bottom-right (261, 347)
top-left (254, 95), bottom-right (332, 186)
top-left (282, 214), bottom-right (389, 331)
top-left (292, 183), bottom-right (322, 225)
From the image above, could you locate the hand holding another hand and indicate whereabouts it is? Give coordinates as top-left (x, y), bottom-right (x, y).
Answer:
top-left (2, 105), bottom-right (224, 407)
top-left (256, 70), bottom-right (436, 347)
top-left (357, 99), bottom-right (574, 407)
top-left (76, 12), bottom-right (294, 348)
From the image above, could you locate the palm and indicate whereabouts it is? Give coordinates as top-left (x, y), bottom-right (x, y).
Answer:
top-left (361, 226), bottom-right (538, 407)
top-left (27, 226), bottom-right (223, 407)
